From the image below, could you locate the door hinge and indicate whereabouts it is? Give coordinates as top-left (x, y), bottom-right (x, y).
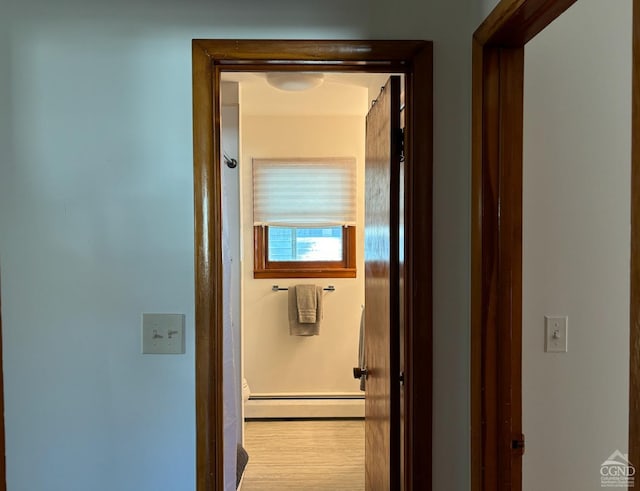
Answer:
top-left (397, 127), bottom-right (405, 163)
top-left (512, 434), bottom-right (525, 455)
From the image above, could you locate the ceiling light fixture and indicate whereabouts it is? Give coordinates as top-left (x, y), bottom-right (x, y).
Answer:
top-left (265, 72), bottom-right (324, 92)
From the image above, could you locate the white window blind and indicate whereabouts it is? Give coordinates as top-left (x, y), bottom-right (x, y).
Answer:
top-left (252, 158), bottom-right (357, 226)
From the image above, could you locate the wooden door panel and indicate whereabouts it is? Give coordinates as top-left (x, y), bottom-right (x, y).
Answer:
top-left (365, 76), bottom-right (401, 491)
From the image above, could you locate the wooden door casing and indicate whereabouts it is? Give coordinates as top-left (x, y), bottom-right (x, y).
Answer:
top-left (364, 76), bottom-right (401, 491)
top-left (192, 40), bottom-right (433, 491)
top-left (468, 2), bottom-right (640, 491)
top-left (0, 272), bottom-right (5, 491)
top-left (631, 0), bottom-right (640, 476)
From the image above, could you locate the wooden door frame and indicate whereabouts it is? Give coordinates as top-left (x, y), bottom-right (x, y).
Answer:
top-left (191, 40), bottom-right (433, 491)
top-left (0, 272), bottom-right (6, 491)
top-left (471, 0), bottom-right (640, 489)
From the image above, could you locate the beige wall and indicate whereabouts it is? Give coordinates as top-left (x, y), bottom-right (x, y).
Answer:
top-left (522, 0), bottom-right (632, 489)
top-left (240, 114), bottom-right (366, 396)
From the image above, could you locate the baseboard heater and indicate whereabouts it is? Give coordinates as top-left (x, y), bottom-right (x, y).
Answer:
top-left (244, 393), bottom-right (364, 419)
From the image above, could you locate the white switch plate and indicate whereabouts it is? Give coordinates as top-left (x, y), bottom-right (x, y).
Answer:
top-left (142, 313), bottom-right (185, 354)
top-left (545, 315), bottom-right (568, 353)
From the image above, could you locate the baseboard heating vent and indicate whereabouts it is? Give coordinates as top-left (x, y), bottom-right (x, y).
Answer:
top-left (244, 393), bottom-right (364, 419)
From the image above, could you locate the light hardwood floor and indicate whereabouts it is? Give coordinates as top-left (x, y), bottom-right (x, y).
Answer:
top-left (240, 419), bottom-right (365, 491)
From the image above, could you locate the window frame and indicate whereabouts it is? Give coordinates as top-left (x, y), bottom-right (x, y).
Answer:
top-left (253, 225), bottom-right (356, 278)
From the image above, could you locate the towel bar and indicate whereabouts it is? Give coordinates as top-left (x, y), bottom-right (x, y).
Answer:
top-left (272, 285), bottom-right (335, 292)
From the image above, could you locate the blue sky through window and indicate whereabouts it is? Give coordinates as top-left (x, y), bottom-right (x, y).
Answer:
top-left (268, 226), bottom-right (343, 261)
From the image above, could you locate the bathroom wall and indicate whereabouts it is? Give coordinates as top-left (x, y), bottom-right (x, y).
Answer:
top-left (240, 112), bottom-right (366, 401)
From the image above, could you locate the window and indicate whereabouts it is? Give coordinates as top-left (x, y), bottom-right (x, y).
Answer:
top-left (252, 158), bottom-right (357, 278)
top-left (267, 226), bottom-right (344, 262)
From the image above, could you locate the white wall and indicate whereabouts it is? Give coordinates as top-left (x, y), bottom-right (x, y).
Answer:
top-left (221, 82), bottom-right (242, 491)
top-left (240, 114), bottom-right (365, 396)
top-left (1, 25), bottom-right (197, 491)
top-left (481, 0), bottom-right (500, 18)
top-left (0, 0), bottom-right (474, 489)
top-left (522, 1), bottom-right (631, 489)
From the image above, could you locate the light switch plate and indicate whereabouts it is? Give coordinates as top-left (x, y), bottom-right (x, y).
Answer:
top-left (545, 315), bottom-right (568, 353)
top-left (142, 313), bottom-right (185, 354)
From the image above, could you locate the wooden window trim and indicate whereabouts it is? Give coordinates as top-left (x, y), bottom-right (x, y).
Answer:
top-left (253, 225), bottom-right (357, 278)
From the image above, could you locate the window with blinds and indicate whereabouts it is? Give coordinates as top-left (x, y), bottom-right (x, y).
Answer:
top-left (252, 158), bottom-right (357, 279)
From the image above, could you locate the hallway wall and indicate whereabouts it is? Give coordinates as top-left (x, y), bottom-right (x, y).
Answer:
top-left (522, 0), bottom-right (632, 489)
top-left (0, 0), bottom-right (474, 489)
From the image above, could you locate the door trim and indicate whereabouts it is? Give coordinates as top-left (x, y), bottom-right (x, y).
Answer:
top-left (0, 272), bottom-right (6, 491)
top-left (630, 0), bottom-right (640, 478)
top-left (471, 0), bottom-right (639, 489)
top-left (191, 40), bottom-right (433, 491)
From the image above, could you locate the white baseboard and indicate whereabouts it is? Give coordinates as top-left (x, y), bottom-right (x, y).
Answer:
top-left (244, 396), bottom-right (364, 419)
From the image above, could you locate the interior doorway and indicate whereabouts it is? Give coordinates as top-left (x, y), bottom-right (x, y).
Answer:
top-left (191, 40), bottom-right (433, 491)
top-left (220, 71), bottom-right (394, 490)
top-left (220, 71), bottom-right (392, 418)
top-left (471, 1), bottom-right (640, 490)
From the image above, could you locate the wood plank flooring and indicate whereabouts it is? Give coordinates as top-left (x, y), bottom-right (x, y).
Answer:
top-left (240, 420), bottom-right (365, 491)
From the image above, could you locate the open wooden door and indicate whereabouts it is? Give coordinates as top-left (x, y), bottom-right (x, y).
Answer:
top-left (364, 76), bottom-right (402, 491)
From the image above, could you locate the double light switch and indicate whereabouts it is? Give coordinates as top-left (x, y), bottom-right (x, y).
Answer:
top-left (142, 313), bottom-right (185, 354)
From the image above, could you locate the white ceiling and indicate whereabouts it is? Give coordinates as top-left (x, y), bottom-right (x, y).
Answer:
top-left (221, 72), bottom-right (392, 117)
